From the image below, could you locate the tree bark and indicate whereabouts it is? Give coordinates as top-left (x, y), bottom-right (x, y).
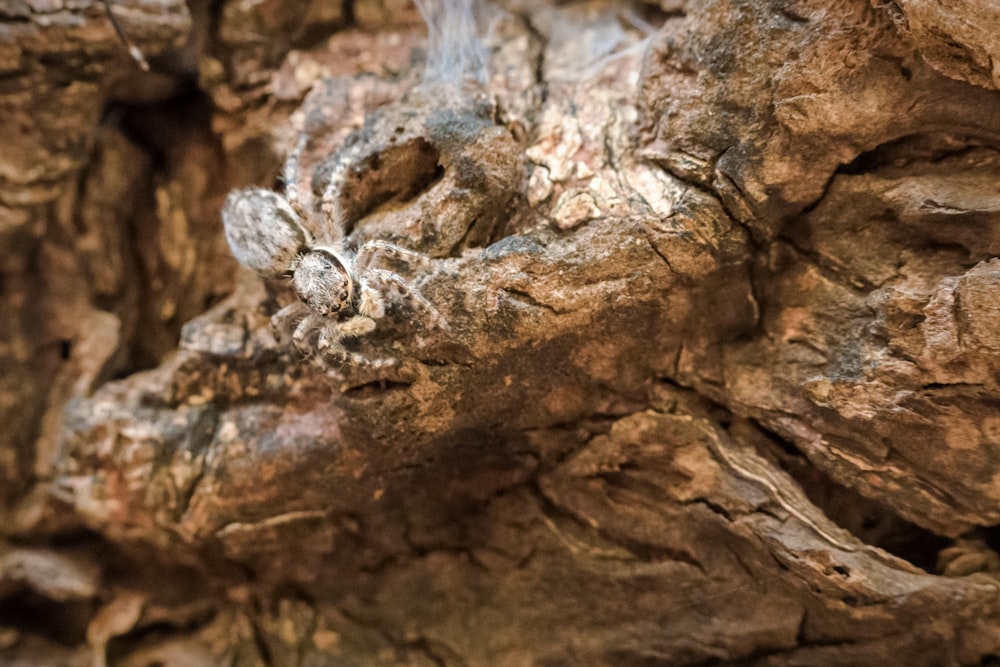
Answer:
top-left (2, 0), bottom-right (1000, 665)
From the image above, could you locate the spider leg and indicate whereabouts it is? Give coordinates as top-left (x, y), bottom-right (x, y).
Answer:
top-left (291, 312), bottom-right (322, 355)
top-left (282, 133), bottom-right (311, 225)
top-left (319, 157), bottom-right (349, 244)
top-left (338, 314), bottom-right (377, 338)
top-left (316, 319), bottom-right (396, 368)
top-left (271, 302), bottom-right (310, 346)
top-left (371, 269), bottom-right (450, 332)
top-left (356, 281), bottom-right (386, 320)
top-left (355, 240), bottom-right (433, 272)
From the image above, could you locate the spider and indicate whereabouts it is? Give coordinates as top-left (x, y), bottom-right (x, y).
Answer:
top-left (222, 136), bottom-right (448, 367)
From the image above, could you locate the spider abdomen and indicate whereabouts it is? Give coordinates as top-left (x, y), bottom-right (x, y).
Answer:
top-left (223, 188), bottom-right (310, 277)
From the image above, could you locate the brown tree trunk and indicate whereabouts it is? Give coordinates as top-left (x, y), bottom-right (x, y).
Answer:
top-left (3, 0), bottom-right (1000, 665)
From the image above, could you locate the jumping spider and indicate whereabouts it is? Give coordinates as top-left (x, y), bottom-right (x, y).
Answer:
top-left (222, 137), bottom-right (448, 367)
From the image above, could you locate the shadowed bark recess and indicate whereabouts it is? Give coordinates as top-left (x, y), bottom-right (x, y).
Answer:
top-left (2, 0), bottom-right (1000, 665)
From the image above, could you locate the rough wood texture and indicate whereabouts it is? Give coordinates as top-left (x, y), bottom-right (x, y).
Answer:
top-left (2, 0), bottom-right (1000, 665)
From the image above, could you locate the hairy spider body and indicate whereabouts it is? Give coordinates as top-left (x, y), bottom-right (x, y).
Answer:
top-left (221, 140), bottom-right (447, 367)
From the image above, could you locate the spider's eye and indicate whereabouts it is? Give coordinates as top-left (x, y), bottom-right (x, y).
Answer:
top-left (322, 261), bottom-right (333, 270)
top-left (339, 291), bottom-right (348, 302)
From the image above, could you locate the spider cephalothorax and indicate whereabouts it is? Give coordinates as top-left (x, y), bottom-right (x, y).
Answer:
top-left (221, 139), bottom-right (447, 367)
top-left (291, 248), bottom-right (355, 318)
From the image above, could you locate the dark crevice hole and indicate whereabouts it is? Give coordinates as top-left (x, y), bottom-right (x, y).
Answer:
top-left (106, 610), bottom-right (216, 665)
top-left (743, 420), bottom-right (950, 572)
top-left (980, 523), bottom-right (1000, 555)
top-left (322, 138), bottom-right (443, 237)
top-left (98, 75), bottom-right (228, 380)
top-left (0, 591), bottom-right (93, 646)
top-left (342, 379), bottom-right (414, 399)
top-left (837, 132), bottom-right (996, 176)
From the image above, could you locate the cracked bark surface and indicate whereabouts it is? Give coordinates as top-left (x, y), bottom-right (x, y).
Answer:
top-left (2, 0), bottom-right (1000, 665)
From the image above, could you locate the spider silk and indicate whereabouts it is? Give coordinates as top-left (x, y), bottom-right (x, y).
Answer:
top-left (413, 0), bottom-right (487, 87)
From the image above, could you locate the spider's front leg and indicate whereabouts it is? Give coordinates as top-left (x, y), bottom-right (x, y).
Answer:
top-left (316, 316), bottom-right (397, 369)
top-left (281, 133), bottom-right (311, 223)
top-left (271, 302), bottom-right (311, 348)
top-left (289, 311), bottom-right (324, 357)
top-left (355, 281), bottom-right (386, 320)
top-left (371, 269), bottom-right (451, 333)
top-left (355, 239), bottom-right (433, 272)
top-left (319, 158), bottom-right (350, 244)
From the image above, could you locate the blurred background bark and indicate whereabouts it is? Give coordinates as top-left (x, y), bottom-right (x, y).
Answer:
top-left (2, 0), bottom-right (1000, 664)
